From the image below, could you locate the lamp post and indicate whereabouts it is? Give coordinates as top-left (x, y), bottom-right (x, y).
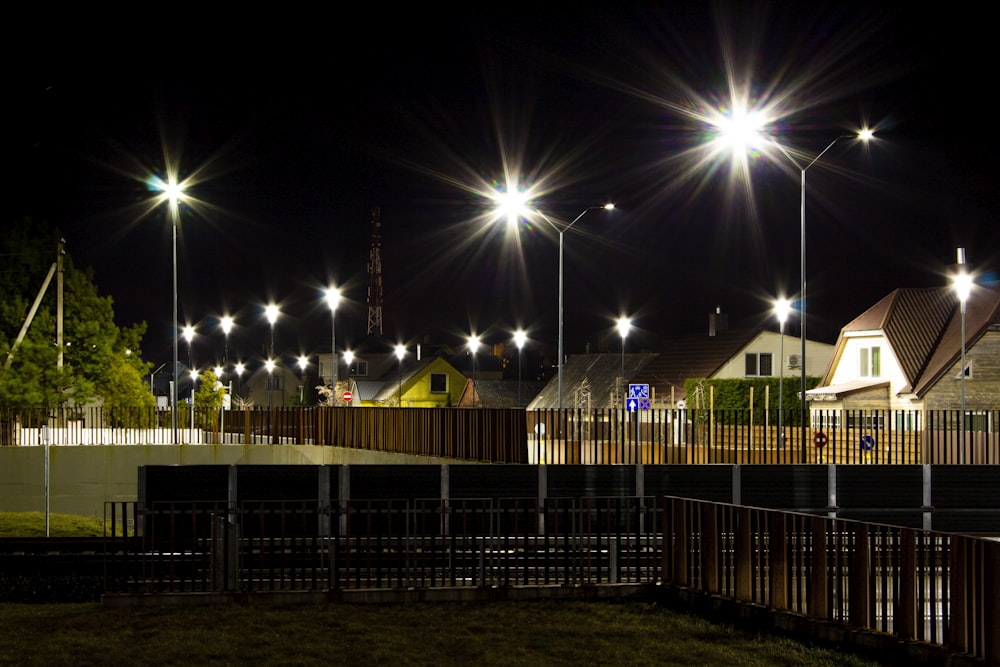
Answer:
top-left (394, 344), bottom-right (406, 406)
top-left (157, 179), bottom-right (186, 445)
top-left (182, 324), bottom-right (195, 380)
top-left (538, 204), bottom-right (615, 411)
top-left (768, 130), bottom-right (873, 461)
top-left (234, 362), bottom-right (245, 402)
top-left (616, 317), bottom-right (631, 383)
top-left (265, 304), bottom-right (279, 409)
top-left (467, 334), bottom-right (480, 406)
top-left (220, 316), bottom-right (233, 377)
top-left (514, 329), bottom-right (527, 408)
top-left (265, 358), bottom-right (275, 409)
top-left (298, 355), bottom-right (309, 404)
top-left (189, 368), bottom-right (198, 443)
top-left (774, 298), bottom-right (791, 449)
top-left (953, 248), bottom-right (973, 464)
top-left (325, 287), bottom-right (341, 389)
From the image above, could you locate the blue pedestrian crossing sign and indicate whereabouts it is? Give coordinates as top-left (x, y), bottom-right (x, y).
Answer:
top-left (628, 384), bottom-right (649, 399)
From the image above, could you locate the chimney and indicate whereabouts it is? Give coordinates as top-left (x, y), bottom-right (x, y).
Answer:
top-left (708, 306), bottom-right (728, 337)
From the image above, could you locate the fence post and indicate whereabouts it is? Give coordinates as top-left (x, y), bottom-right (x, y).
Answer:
top-left (701, 503), bottom-right (719, 594)
top-left (768, 512), bottom-right (788, 609)
top-left (849, 523), bottom-right (872, 629)
top-left (896, 528), bottom-right (917, 639)
top-left (809, 515), bottom-right (829, 619)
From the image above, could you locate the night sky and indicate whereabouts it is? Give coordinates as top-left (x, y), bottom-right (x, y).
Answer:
top-left (9, 4), bottom-right (1000, 372)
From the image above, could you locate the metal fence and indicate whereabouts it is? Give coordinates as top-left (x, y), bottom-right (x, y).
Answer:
top-left (102, 496), bottom-right (999, 663)
top-left (3, 406), bottom-right (998, 465)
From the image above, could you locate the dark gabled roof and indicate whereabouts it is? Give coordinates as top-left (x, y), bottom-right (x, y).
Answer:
top-left (466, 379), bottom-right (548, 408)
top-left (822, 283), bottom-right (1000, 397)
top-left (629, 328), bottom-right (762, 400)
top-left (527, 353), bottom-right (659, 409)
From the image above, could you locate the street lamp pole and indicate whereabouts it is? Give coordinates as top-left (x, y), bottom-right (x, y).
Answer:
top-left (770, 131), bottom-right (872, 461)
top-left (220, 316), bottom-right (233, 377)
top-left (541, 204), bottom-right (614, 411)
top-left (617, 317), bottom-right (632, 408)
top-left (159, 181), bottom-right (186, 445)
top-left (514, 329), bottom-right (527, 408)
top-left (265, 304), bottom-right (278, 409)
top-left (953, 248), bottom-right (972, 464)
top-left (774, 298), bottom-right (790, 449)
top-left (325, 287), bottom-right (341, 389)
top-left (467, 334), bottom-right (480, 407)
top-left (394, 344), bottom-right (406, 406)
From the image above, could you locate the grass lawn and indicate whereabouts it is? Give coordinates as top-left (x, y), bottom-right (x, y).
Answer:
top-left (0, 512), bottom-right (894, 666)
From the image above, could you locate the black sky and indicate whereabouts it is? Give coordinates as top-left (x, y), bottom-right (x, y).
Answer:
top-left (9, 4), bottom-right (1000, 372)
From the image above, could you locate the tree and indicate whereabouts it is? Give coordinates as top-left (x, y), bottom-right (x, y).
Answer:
top-left (0, 218), bottom-right (153, 408)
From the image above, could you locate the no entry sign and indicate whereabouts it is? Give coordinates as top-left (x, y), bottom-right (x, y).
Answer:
top-left (814, 432), bottom-right (828, 448)
top-left (342, 390), bottom-right (353, 403)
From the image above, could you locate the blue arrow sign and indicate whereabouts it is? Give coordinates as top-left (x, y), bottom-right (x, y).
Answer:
top-left (627, 398), bottom-right (639, 412)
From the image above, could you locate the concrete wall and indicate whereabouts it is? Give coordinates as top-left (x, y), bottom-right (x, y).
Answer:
top-left (0, 445), bottom-right (475, 519)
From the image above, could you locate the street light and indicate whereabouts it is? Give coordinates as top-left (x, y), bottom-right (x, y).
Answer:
top-left (774, 298), bottom-right (791, 449)
top-left (298, 355), bottom-right (309, 404)
top-left (156, 178), bottom-right (186, 444)
top-left (467, 334), bottom-right (480, 406)
top-left (514, 329), bottom-right (527, 408)
top-left (714, 119), bottom-right (873, 460)
top-left (769, 131), bottom-right (873, 461)
top-left (234, 362), bottom-right (245, 401)
top-left (182, 325), bottom-right (195, 379)
top-left (616, 316), bottom-right (631, 383)
top-left (220, 316), bottom-right (234, 376)
top-left (325, 286), bottom-right (341, 388)
top-left (265, 304), bottom-right (279, 409)
top-left (394, 344), bottom-right (406, 405)
top-left (265, 358), bottom-right (276, 409)
top-left (537, 204), bottom-right (616, 410)
top-left (953, 248), bottom-right (973, 463)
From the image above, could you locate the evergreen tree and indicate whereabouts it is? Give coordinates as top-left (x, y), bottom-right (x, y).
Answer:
top-left (0, 218), bottom-right (153, 408)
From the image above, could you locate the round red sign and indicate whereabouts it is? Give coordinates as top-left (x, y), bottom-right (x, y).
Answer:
top-left (342, 390), bottom-right (353, 403)
top-left (814, 432), bottom-right (828, 448)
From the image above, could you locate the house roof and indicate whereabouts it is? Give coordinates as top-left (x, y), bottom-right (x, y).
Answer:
top-left (526, 353), bottom-right (660, 409)
top-left (629, 328), bottom-right (763, 401)
top-left (369, 354), bottom-right (458, 402)
top-left (819, 283), bottom-right (1000, 397)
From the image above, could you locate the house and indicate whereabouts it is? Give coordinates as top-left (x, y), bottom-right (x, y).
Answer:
top-left (527, 310), bottom-right (836, 410)
top-left (807, 283), bottom-right (1000, 414)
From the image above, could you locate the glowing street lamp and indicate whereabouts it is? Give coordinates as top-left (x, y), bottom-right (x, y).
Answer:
top-left (265, 358), bottom-right (276, 409)
top-left (325, 286), bottom-right (341, 388)
top-left (953, 248), bottom-right (973, 462)
top-left (514, 329), bottom-right (527, 408)
top-left (234, 362), bottom-right (245, 400)
top-left (265, 304), bottom-right (279, 409)
top-left (774, 298), bottom-right (791, 449)
top-left (155, 178), bottom-right (187, 444)
top-left (220, 316), bottom-right (234, 376)
top-left (616, 317), bottom-right (631, 383)
top-left (493, 189), bottom-right (615, 411)
top-left (394, 344), bottom-right (406, 405)
top-left (298, 355), bottom-right (309, 404)
top-left (467, 334), bottom-right (481, 404)
top-left (712, 113), bottom-right (873, 460)
top-left (182, 325), bottom-right (195, 378)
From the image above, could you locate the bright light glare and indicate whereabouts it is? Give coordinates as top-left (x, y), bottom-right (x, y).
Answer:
top-left (298, 356), bottom-right (309, 371)
top-left (325, 286), bottom-right (341, 311)
top-left (220, 316), bottom-right (234, 335)
top-left (394, 344), bottom-right (406, 361)
top-left (616, 317), bottom-right (632, 339)
top-left (182, 325), bottom-right (195, 343)
top-left (213, 365), bottom-right (223, 377)
top-left (513, 329), bottom-right (527, 350)
top-left (235, 362), bottom-right (245, 376)
top-left (774, 298), bottom-right (791, 325)
top-left (467, 334), bottom-right (481, 353)
top-left (265, 304), bottom-right (279, 325)
top-left (953, 272), bottom-right (973, 303)
top-left (265, 359), bottom-right (275, 373)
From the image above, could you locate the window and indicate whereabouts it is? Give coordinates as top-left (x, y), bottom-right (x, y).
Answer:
top-left (954, 361), bottom-right (973, 379)
top-left (430, 373), bottom-right (448, 393)
top-left (350, 360), bottom-right (368, 377)
top-left (744, 352), bottom-right (773, 377)
top-left (859, 346), bottom-right (881, 378)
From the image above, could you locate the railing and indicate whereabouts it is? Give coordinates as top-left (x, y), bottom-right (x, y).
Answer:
top-left (3, 406), bottom-right (998, 465)
top-left (103, 497), bottom-right (999, 663)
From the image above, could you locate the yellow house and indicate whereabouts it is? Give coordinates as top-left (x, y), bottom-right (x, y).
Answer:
top-left (358, 354), bottom-right (467, 407)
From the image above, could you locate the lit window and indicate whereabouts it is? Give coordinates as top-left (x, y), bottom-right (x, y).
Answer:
top-left (859, 346), bottom-right (881, 378)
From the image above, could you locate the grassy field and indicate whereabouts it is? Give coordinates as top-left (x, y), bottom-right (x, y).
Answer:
top-left (0, 513), bottom-right (894, 666)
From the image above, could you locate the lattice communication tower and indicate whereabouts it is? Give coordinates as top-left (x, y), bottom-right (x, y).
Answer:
top-left (366, 206), bottom-right (383, 335)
